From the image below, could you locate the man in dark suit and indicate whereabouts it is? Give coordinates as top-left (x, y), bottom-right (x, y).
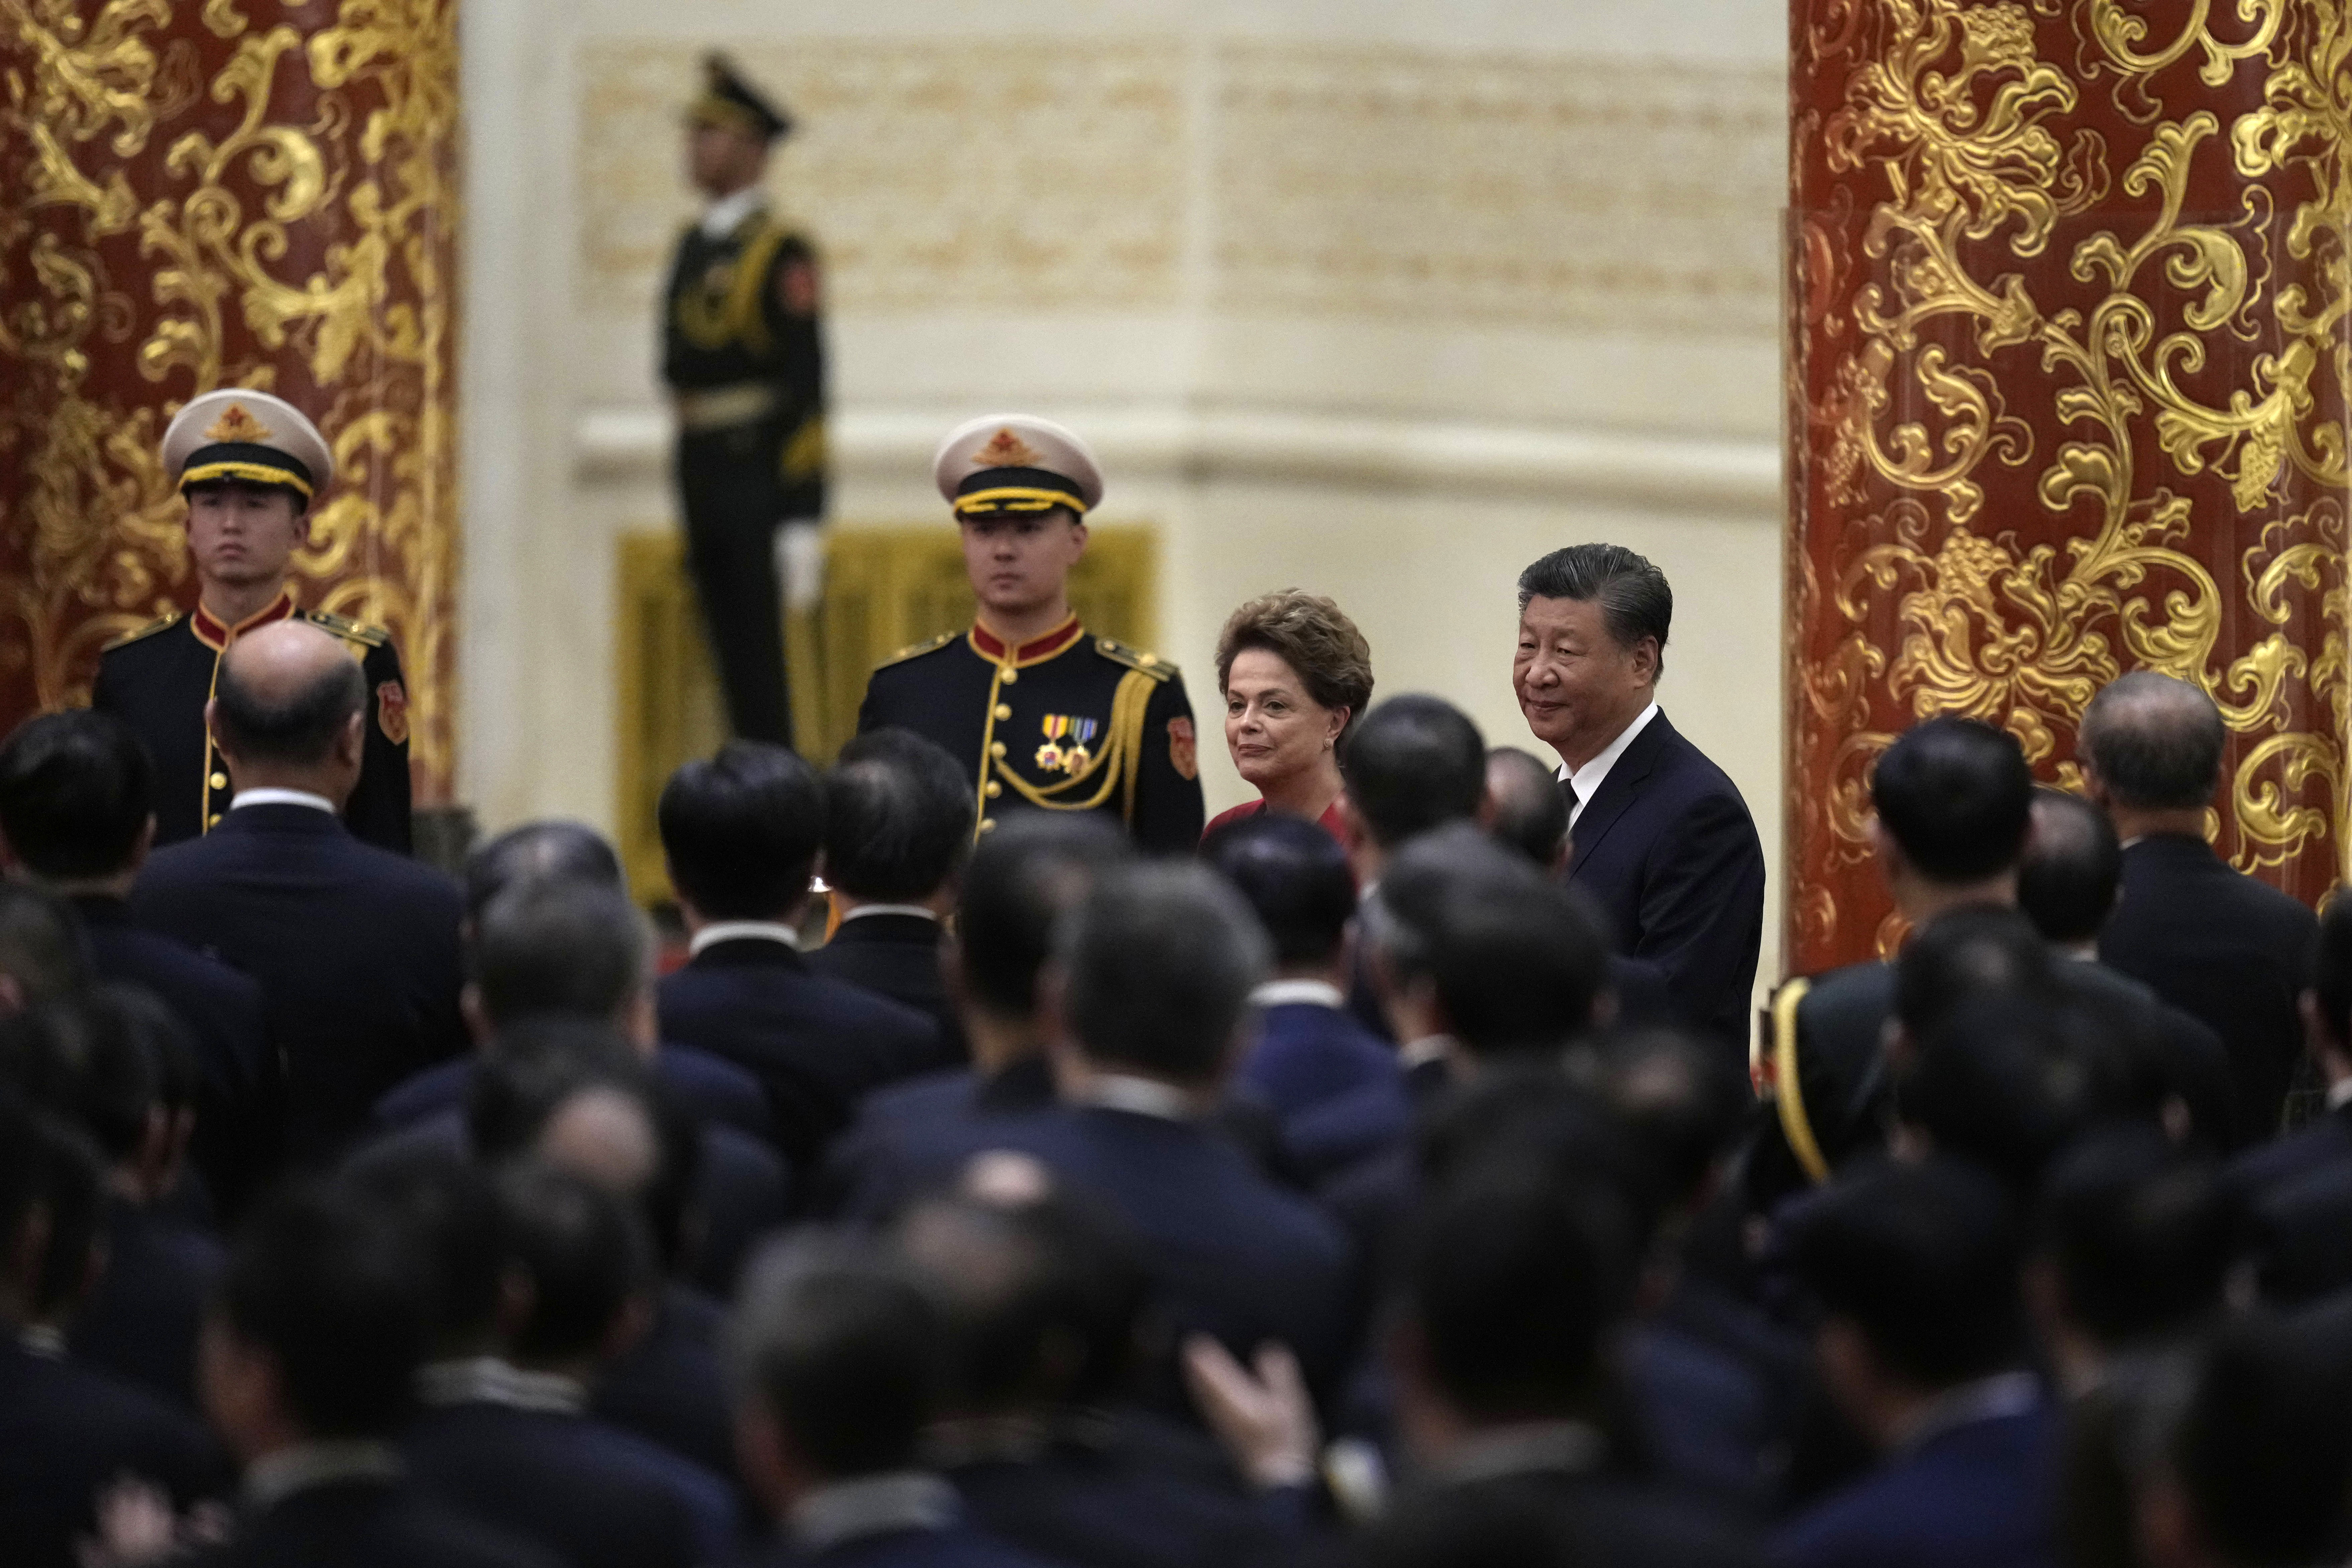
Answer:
top-left (130, 619), bottom-right (467, 1169)
top-left (732, 1237), bottom-right (1058, 1568)
top-left (0, 708), bottom-right (275, 1213)
top-left (1773, 1159), bottom-right (2056, 1568)
top-left (2082, 672), bottom-right (2319, 1139)
top-left (655, 742), bottom-right (940, 1173)
top-left (0, 1095), bottom-right (229, 1568)
top-left (1512, 544), bottom-right (1766, 1054)
top-left (810, 728), bottom-right (972, 1064)
top-left (2228, 895), bottom-right (2352, 1205)
top-left (189, 1183), bottom-right (554, 1568)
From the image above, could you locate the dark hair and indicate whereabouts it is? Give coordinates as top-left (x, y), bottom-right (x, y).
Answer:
top-left (472, 878), bottom-right (650, 1026)
top-left (2174, 1312), bottom-right (2352, 1568)
top-left (464, 821), bottom-right (623, 922)
top-left (1894, 904), bottom-right (2053, 1044)
top-left (0, 882), bottom-right (89, 1006)
top-left (2034, 1127), bottom-right (2226, 1347)
top-left (218, 1182), bottom-right (430, 1437)
top-left (1895, 991), bottom-right (2098, 1191)
top-left (1596, 1027), bottom-right (1749, 1213)
top-left (495, 1162), bottom-right (654, 1365)
top-left (1057, 864), bottom-right (1269, 1084)
top-left (0, 710), bottom-right (152, 879)
top-left (732, 1236), bottom-right (944, 1478)
top-left (823, 728), bottom-right (974, 903)
top-left (1214, 591), bottom-right (1376, 741)
top-left (1788, 1158), bottom-right (2025, 1388)
top-left (1484, 746), bottom-right (1568, 868)
top-left (0, 1091), bottom-right (108, 1319)
top-left (0, 984), bottom-right (172, 1162)
top-left (1871, 717), bottom-right (2034, 883)
top-left (1403, 1168), bottom-right (1636, 1423)
top-left (1340, 696), bottom-right (1486, 851)
top-left (211, 637), bottom-right (366, 766)
top-left (955, 816), bottom-right (1130, 1019)
top-left (1416, 1067), bottom-right (1650, 1225)
top-left (1200, 811), bottom-right (1356, 969)
top-left (2079, 672), bottom-right (2227, 813)
top-left (2313, 894), bottom-right (2352, 1047)
top-left (2018, 788), bottom-right (2121, 944)
top-left (347, 1156), bottom-right (506, 1355)
top-left (657, 741), bottom-right (824, 920)
top-left (1516, 544), bottom-right (1673, 679)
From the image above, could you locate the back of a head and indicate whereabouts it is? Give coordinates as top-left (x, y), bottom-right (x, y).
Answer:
top-left (0, 984), bottom-right (171, 1165)
top-left (2035, 1127), bottom-right (2226, 1348)
top-left (1484, 745), bottom-right (1568, 869)
top-left (1369, 823), bottom-right (1537, 986)
top-left (219, 1181), bottom-right (430, 1438)
top-left (1871, 716), bottom-right (2034, 883)
top-left (1340, 695), bottom-right (1486, 850)
top-left (658, 741), bottom-right (824, 920)
top-left (824, 728), bottom-right (974, 903)
top-left (347, 1156), bottom-right (505, 1355)
top-left (2313, 894), bottom-right (2352, 1047)
top-left (495, 1161), bottom-right (654, 1367)
top-left (0, 710), bottom-right (151, 881)
top-left (1789, 1157), bottom-right (2024, 1390)
top-left (468, 1015), bottom-right (648, 1159)
top-left (732, 1235), bottom-right (944, 1479)
top-left (2018, 788), bottom-right (2122, 945)
top-left (1596, 1027), bottom-right (1749, 1213)
top-left (2080, 671), bottom-right (2227, 813)
top-left (1897, 991), bottom-right (2100, 1191)
top-left (472, 876), bottom-right (651, 1027)
top-left (0, 882), bottom-right (89, 1009)
top-left (1426, 874), bottom-right (1611, 1060)
top-left (1057, 862), bottom-right (1271, 1085)
top-left (955, 815), bottom-right (1131, 1021)
top-left (1894, 903), bottom-right (2054, 1043)
top-left (0, 1090), bottom-right (107, 1320)
top-left (1404, 1167), bottom-right (1636, 1425)
top-left (2175, 1310), bottom-right (2352, 1568)
top-left (463, 821), bottom-right (623, 922)
top-left (212, 624), bottom-right (366, 768)
top-left (1200, 810), bottom-right (1356, 971)
top-left (1417, 1066), bottom-right (1649, 1224)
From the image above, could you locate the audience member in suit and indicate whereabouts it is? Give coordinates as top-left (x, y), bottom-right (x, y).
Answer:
top-left (1511, 544), bottom-right (1766, 1055)
top-left (0, 987), bottom-right (224, 1411)
top-left (654, 742), bottom-right (941, 1172)
top-left (1772, 1159), bottom-right (2057, 1568)
top-left (0, 1093), bottom-right (229, 1568)
top-left (937, 863), bottom-right (1360, 1409)
top-left (0, 878), bottom-right (92, 1016)
top-left (185, 1182), bottom-right (556, 1568)
top-left (1352, 1166), bottom-right (1758, 1568)
top-left (820, 816), bottom-right (1131, 1222)
top-left (895, 1188), bottom-right (1307, 1568)
top-left (1202, 811), bottom-right (1407, 1182)
top-left (373, 820), bottom-right (773, 1144)
top-left (732, 1235), bottom-right (1058, 1568)
top-left (2228, 894), bottom-right (2352, 1203)
top-left (809, 729), bottom-right (973, 1065)
top-left (397, 1161), bottom-right (736, 1568)
top-left (130, 620), bottom-right (467, 1169)
top-left (0, 710), bottom-right (275, 1215)
top-left (2082, 673), bottom-right (2320, 1140)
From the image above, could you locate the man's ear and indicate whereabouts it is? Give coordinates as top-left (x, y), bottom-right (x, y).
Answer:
top-left (459, 984), bottom-right (492, 1048)
top-left (128, 815), bottom-right (156, 875)
top-left (1630, 635), bottom-right (1661, 686)
top-left (337, 709), bottom-right (365, 768)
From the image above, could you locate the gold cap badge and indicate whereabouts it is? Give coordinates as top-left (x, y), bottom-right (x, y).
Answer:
top-left (204, 403), bottom-right (275, 444)
top-left (973, 428), bottom-right (1042, 469)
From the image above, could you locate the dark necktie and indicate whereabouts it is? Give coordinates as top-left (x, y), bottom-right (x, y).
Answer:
top-left (1560, 775), bottom-right (1580, 820)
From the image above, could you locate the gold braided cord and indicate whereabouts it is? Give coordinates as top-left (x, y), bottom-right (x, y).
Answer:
top-left (990, 669), bottom-right (1156, 816)
top-left (180, 460), bottom-right (314, 498)
top-left (1769, 978), bottom-right (1829, 1186)
top-left (953, 487), bottom-right (1087, 516)
top-left (673, 219), bottom-right (790, 356)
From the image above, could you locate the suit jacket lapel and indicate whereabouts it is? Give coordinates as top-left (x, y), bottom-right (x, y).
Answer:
top-left (1565, 711), bottom-right (1674, 881)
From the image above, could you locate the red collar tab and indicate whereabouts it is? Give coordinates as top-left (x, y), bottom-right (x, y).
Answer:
top-left (970, 615), bottom-right (1083, 667)
top-left (191, 590), bottom-right (298, 651)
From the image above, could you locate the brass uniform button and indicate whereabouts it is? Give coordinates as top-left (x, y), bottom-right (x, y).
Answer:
top-left (207, 814), bottom-right (223, 828)
top-left (991, 741), bottom-right (1007, 757)
top-left (999, 669), bottom-right (1018, 685)
top-left (979, 817), bottom-right (998, 833)
top-left (209, 772), bottom-right (228, 789)
top-left (985, 781), bottom-right (1002, 798)
top-left (993, 704), bottom-right (1012, 720)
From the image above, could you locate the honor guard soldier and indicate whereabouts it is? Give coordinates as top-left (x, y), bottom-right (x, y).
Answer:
top-left (92, 388), bottom-right (413, 853)
top-left (664, 53), bottom-right (827, 747)
top-left (856, 415), bottom-right (1205, 854)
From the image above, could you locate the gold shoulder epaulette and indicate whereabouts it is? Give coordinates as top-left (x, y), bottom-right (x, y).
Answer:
top-left (873, 631), bottom-right (959, 671)
top-left (102, 612), bottom-right (181, 652)
top-left (1093, 636), bottom-right (1177, 682)
top-left (301, 608), bottom-right (389, 648)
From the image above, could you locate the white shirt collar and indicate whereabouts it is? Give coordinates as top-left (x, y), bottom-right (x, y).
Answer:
top-left (791, 1471), bottom-right (959, 1553)
top-left (699, 186), bottom-right (766, 241)
top-left (840, 904), bottom-right (941, 925)
top-left (230, 787), bottom-right (336, 815)
top-left (1555, 702), bottom-right (1661, 829)
top-left (1895, 1370), bottom-right (2041, 1453)
top-left (2328, 1076), bottom-right (2352, 1112)
top-left (243, 1441), bottom-right (404, 1510)
top-left (416, 1356), bottom-right (587, 1415)
top-left (1076, 1072), bottom-right (1196, 1121)
top-left (1437, 1421), bottom-right (1607, 1485)
top-left (1251, 979), bottom-right (1346, 1011)
top-left (1399, 1034), bottom-right (1455, 1071)
top-left (689, 920), bottom-right (802, 956)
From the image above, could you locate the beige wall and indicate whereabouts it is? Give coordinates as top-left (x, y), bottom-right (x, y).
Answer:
top-left (459, 0), bottom-right (1787, 992)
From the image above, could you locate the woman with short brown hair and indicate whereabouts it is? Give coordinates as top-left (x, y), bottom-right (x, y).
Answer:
top-left (1205, 590), bottom-right (1374, 841)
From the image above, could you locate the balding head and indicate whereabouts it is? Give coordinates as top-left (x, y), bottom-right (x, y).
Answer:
top-left (1485, 745), bottom-right (1569, 871)
top-left (535, 1085), bottom-right (661, 1196)
top-left (208, 619), bottom-right (367, 803)
top-left (2079, 672), bottom-right (2225, 814)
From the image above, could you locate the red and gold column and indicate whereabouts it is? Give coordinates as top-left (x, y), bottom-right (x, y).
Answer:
top-left (0, 0), bottom-right (460, 802)
top-left (1787, 0), bottom-right (2352, 971)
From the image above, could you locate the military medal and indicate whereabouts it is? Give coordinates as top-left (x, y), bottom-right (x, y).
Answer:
top-left (1036, 715), bottom-right (1069, 772)
top-left (1064, 717), bottom-right (1099, 774)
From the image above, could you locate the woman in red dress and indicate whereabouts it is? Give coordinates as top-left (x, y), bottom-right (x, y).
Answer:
top-left (1202, 590), bottom-right (1374, 844)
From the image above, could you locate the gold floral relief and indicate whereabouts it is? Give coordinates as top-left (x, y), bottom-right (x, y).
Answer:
top-left (0, 0), bottom-right (459, 796)
top-left (1788, 0), bottom-right (2352, 973)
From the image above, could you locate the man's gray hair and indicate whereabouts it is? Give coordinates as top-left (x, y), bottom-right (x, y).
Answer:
top-left (2078, 672), bottom-right (2226, 812)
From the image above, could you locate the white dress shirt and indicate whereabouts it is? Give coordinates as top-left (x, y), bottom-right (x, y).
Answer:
top-left (1249, 979), bottom-right (1347, 1011)
top-left (688, 920), bottom-right (801, 957)
top-left (698, 186), bottom-right (765, 241)
top-left (1557, 702), bottom-right (1661, 830)
top-left (230, 787), bottom-right (336, 815)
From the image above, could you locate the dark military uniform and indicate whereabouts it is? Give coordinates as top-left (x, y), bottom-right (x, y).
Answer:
top-left (91, 593), bottom-right (413, 853)
top-left (1750, 963), bottom-right (1895, 1209)
top-left (857, 616), bottom-right (1205, 855)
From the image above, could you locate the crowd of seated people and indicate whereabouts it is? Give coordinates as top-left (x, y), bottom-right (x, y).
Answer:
top-left (3, 628), bottom-right (2352, 1568)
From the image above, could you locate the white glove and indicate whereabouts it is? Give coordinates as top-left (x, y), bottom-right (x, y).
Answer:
top-left (776, 521), bottom-right (827, 613)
